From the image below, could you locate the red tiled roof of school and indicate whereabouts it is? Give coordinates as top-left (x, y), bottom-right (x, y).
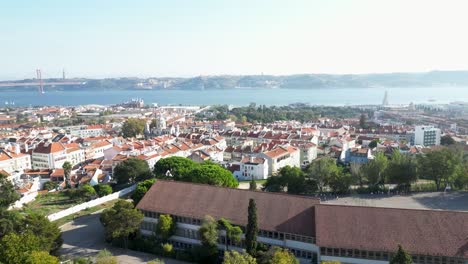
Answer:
top-left (315, 204), bottom-right (468, 258)
top-left (137, 180), bottom-right (319, 237)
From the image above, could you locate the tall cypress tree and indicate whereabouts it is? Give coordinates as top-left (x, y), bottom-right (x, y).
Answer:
top-left (245, 198), bottom-right (258, 256)
top-left (390, 244), bottom-right (413, 264)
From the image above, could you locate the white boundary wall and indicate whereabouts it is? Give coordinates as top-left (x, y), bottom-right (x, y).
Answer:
top-left (47, 184), bottom-right (136, 221)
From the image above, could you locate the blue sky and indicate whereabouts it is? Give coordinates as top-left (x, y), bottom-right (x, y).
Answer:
top-left (1, 0), bottom-right (467, 80)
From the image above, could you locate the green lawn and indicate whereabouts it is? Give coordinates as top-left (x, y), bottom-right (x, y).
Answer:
top-left (53, 199), bottom-right (118, 227)
top-left (20, 191), bottom-right (82, 216)
top-left (239, 179), bottom-right (267, 184)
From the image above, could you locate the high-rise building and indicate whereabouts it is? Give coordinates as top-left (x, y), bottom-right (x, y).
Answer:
top-left (413, 125), bottom-right (441, 146)
top-left (382, 91), bottom-right (389, 106)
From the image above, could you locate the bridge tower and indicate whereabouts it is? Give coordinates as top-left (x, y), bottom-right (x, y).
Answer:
top-left (36, 69), bottom-right (44, 94)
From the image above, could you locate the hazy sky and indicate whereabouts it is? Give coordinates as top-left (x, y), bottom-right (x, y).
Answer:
top-left (1, 0), bottom-right (468, 80)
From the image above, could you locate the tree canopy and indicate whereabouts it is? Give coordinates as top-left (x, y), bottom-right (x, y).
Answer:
top-left (263, 166), bottom-right (314, 194)
top-left (417, 148), bottom-right (462, 191)
top-left (361, 152), bottom-right (388, 189)
top-left (0, 173), bottom-right (20, 209)
top-left (218, 218), bottom-right (242, 251)
top-left (113, 158), bottom-right (153, 184)
top-left (153, 156), bottom-right (197, 180)
top-left (198, 215), bottom-right (219, 263)
top-left (154, 157), bottom-right (238, 187)
top-left (155, 214), bottom-right (176, 242)
top-left (188, 163), bottom-right (238, 187)
top-left (306, 158), bottom-right (341, 193)
top-left (131, 178), bottom-right (156, 205)
top-left (390, 245), bottom-right (413, 264)
top-left (100, 199), bottom-right (144, 248)
top-left (245, 199), bottom-right (258, 256)
top-left (257, 247), bottom-right (298, 264)
top-left (121, 118), bottom-right (146, 138)
top-left (440, 135), bottom-right (455, 146)
top-left (223, 251), bottom-right (257, 264)
top-left (93, 184), bottom-right (113, 197)
top-left (386, 151), bottom-right (417, 191)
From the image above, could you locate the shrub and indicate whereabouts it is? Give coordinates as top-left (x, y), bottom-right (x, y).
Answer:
top-left (161, 243), bottom-right (173, 256)
top-left (43, 181), bottom-right (58, 191)
top-left (93, 184), bottom-right (113, 197)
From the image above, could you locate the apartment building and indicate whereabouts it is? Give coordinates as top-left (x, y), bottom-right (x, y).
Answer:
top-left (412, 126), bottom-right (441, 146)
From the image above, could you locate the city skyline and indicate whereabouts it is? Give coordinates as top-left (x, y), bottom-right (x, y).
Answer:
top-left (1, 0), bottom-right (468, 80)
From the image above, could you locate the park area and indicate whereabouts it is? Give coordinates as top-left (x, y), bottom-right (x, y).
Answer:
top-left (20, 191), bottom-right (82, 216)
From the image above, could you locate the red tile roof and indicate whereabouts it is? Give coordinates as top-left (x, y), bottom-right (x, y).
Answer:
top-left (315, 204), bottom-right (468, 258)
top-left (33, 142), bottom-right (65, 154)
top-left (137, 180), bottom-right (319, 237)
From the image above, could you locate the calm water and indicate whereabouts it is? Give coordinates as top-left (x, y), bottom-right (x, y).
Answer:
top-left (1, 87), bottom-right (467, 107)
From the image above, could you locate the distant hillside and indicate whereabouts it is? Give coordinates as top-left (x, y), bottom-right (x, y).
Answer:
top-left (1, 71), bottom-right (468, 91)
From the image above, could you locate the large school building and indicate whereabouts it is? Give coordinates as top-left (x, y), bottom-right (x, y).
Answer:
top-left (136, 180), bottom-right (468, 264)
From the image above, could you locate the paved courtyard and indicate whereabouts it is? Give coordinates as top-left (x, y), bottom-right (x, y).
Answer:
top-left (321, 191), bottom-right (468, 211)
top-left (60, 212), bottom-right (189, 264)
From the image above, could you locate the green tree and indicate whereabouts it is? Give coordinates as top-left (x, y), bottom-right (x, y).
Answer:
top-left (0, 173), bottom-right (20, 209)
top-left (359, 113), bottom-right (367, 129)
top-left (387, 151), bottom-right (417, 191)
top-left (149, 119), bottom-right (158, 130)
top-left (93, 184), bottom-right (113, 197)
top-left (263, 166), bottom-right (316, 195)
top-left (368, 140), bottom-right (378, 149)
top-left (0, 210), bottom-right (24, 238)
top-left (155, 214), bottom-right (176, 242)
top-left (114, 158), bottom-right (153, 184)
top-left (131, 179), bottom-right (156, 205)
top-left (153, 157), bottom-right (197, 180)
top-left (417, 148), bottom-right (462, 191)
top-left (218, 218), bottom-right (242, 251)
top-left (258, 247), bottom-right (298, 264)
top-left (0, 232), bottom-right (41, 264)
top-left (306, 158), bottom-right (340, 193)
top-left (249, 178), bottom-right (257, 190)
top-left (100, 200), bottom-right (144, 248)
top-left (23, 213), bottom-right (63, 256)
top-left (80, 183), bottom-right (97, 201)
top-left (223, 250), bottom-right (257, 264)
top-left (361, 152), bottom-right (388, 189)
top-left (121, 118), bottom-right (146, 138)
top-left (198, 215), bottom-right (219, 262)
top-left (245, 199), bottom-right (258, 256)
top-left (43, 181), bottom-right (58, 191)
top-left (95, 249), bottom-right (117, 264)
top-left (328, 168), bottom-right (353, 194)
top-left (25, 251), bottom-right (60, 264)
top-left (440, 135), bottom-right (455, 146)
top-left (390, 244), bottom-right (413, 264)
top-left (62, 161), bottom-right (72, 188)
top-left (188, 163), bottom-right (239, 187)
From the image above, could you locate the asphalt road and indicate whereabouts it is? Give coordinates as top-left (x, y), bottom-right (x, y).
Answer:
top-left (60, 212), bottom-right (189, 264)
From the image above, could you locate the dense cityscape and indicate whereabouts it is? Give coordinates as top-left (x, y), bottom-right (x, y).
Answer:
top-left (2, 1), bottom-right (468, 264)
top-left (0, 95), bottom-right (467, 264)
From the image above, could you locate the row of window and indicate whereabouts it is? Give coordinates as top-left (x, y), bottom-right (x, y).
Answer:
top-left (258, 229), bottom-right (315, 244)
top-left (141, 211), bottom-right (316, 244)
top-left (320, 247), bottom-right (465, 264)
top-left (321, 247), bottom-right (389, 260)
top-left (141, 221), bottom-right (155, 231)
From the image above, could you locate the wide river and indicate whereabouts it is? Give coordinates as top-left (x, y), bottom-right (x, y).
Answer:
top-left (1, 87), bottom-right (467, 107)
